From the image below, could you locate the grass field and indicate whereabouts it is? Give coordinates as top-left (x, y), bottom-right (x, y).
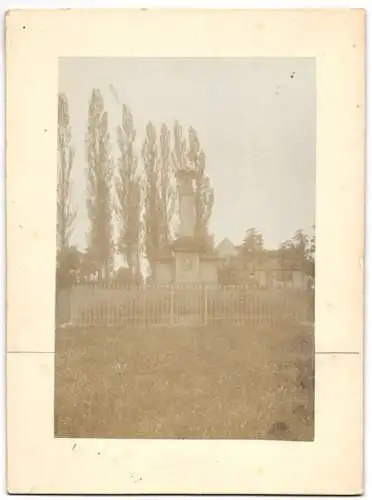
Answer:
top-left (55, 323), bottom-right (314, 440)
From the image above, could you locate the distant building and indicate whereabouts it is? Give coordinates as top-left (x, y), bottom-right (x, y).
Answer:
top-left (215, 238), bottom-right (239, 263)
top-left (219, 250), bottom-right (310, 291)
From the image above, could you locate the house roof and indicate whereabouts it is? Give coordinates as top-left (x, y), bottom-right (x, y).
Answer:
top-left (216, 238), bottom-right (239, 257)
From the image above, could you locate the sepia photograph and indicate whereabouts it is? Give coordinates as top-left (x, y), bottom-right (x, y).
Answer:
top-left (55, 57), bottom-right (316, 440)
top-left (6, 8), bottom-right (365, 494)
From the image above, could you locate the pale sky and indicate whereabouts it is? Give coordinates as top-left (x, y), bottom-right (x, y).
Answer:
top-left (59, 57), bottom-right (315, 252)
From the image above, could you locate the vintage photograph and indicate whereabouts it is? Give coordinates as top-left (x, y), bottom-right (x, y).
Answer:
top-left (55, 57), bottom-right (315, 440)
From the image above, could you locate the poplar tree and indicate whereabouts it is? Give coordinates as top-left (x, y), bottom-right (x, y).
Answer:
top-left (142, 122), bottom-right (162, 277)
top-left (85, 89), bottom-right (113, 280)
top-left (187, 126), bottom-right (214, 249)
top-left (57, 93), bottom-right (76, 256)
top-left (159, 123), bottom-right (177, 246)
top-left (115, 103), bottom-right (142, 282)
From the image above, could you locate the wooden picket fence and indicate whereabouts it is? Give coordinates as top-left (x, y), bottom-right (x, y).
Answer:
top-left (56, 283), bottom-right (314, 328)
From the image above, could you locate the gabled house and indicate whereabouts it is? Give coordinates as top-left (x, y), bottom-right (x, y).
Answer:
top-left (215, 238), bottom-right (239, 263)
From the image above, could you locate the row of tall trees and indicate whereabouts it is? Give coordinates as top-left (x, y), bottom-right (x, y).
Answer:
top-left (56, 89), bottom-right (214, 285)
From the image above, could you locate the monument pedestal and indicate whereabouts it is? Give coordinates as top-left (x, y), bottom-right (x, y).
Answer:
top-left (172, 236), bottom-right (202, 284)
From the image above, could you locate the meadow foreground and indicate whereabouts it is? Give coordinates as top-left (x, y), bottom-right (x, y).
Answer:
top-left (55, 323), bottom-right (314, 440)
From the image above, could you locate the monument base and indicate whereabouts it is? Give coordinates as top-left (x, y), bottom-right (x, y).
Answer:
top-left (154, 245), bottom-right (221, 285)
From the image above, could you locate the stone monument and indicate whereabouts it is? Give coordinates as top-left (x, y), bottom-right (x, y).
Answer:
top-left (154, 164), bottom-right (220, 284)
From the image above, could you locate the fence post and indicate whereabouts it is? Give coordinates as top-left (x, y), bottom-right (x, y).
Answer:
top-left (69, 285), bottom-right (76, 326)
top-left (170, 285), bottom-right (174, 325)
top-left (204, 285), bottom-right (208, 325)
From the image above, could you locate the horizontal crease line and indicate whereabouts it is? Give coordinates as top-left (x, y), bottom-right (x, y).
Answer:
top-left (7, 351), bottom-right (361, 355)
top-left (7, 351), bottom-right (55, 354)
top-left (315, 351), bottom-right (360, 355)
